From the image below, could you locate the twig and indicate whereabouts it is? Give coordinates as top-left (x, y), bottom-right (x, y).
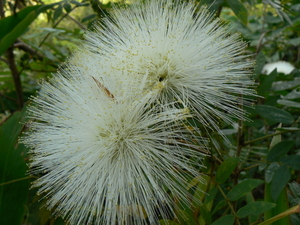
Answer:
top-left (242, 163), bottom-right (260, 171)
top-left (17, 5), bottom-right (80, 78)
top-left (38, 5), bottom-right (79, 48)
top-left (0, 92), bottom-right (18, 102)
top-left (65, 13), bottom-right (87, 30)
top-left (216, 183), bottom-right (241, 225)
top-left (14, 40), bottom-right (44, 60)
top-left (0, 0), bottom-right (5, 18)
top-left (258, 205), bottom-right (300, 225)
top-left (256, 32), bottom-right (267, 54)
top-left (6, 47), bottom-right (24, 109)
top-left (0, 57), bottom-right (9, 64)
top-left (234, 95), bottom-right (244, 187)
top-left (0, 176), bottom-right (35, 186)
top-left (244, 130), bottom-right (297, 145)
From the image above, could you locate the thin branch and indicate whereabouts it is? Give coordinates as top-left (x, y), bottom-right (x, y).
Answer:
top-left (216, 6), bottom-right (223, 18)
top-left (0, 57), bottom-right (9, 64)
top-left (234, 95), bottom-right (244, 187)
top-left (38, 5), bottom-right (79, 48)
top-left (242, 163), bottom-right (260, 171)
top-left (17, 5), bottom-right (80, 78)
top-left (0, 0), bottom-right (5, 18)
top-left (256, 32), bottom-right (267, 54)
top-left (65, 13), bottom-right (87, 30)
top-left (244, 130), bottom-right (297, 145)
top-left (14, 40), bottom-right (44, 60)
top-left (28, 69), bottom-right (57, 73)
top-left (0, 92), bottom-right (18, 102)
top-left (216, 183), bottom-right (241, 225)
top-left (13, 0), bottom-right (19, 14)
top-left (6, 47), bottom-right (24, 109)
top-left (0, 176), bottom-right (35, 186)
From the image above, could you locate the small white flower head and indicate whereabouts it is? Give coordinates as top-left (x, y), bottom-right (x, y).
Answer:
top-left (80, 0), bottom-right (256, 137)
top-left (22, 66), bottom-right (207, 224)
top-left (262, 61), bottom-right (295, 75)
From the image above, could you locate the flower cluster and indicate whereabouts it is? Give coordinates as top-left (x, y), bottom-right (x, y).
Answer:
top-left (22, 0), bottom-right (254, 224)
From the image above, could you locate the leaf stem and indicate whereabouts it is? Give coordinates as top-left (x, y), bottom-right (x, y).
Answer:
top-left (258, 205), bottom-right (300, 225)
top-left (244, 130), bottom-right (294, 145)
top-left (216, 182), bottom-right (241, 225)
top-left (0, 176), bottom-right (34, 186)
top-left (242, 163), bottom-right (260, 171)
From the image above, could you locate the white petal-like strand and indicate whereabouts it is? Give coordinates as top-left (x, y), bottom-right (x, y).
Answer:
top-left (21, 0), bottom-right (256, 224)
top-left (80, 0), bottom-right (255, 136)
top-left (23, 67), bottom-right (206, 224)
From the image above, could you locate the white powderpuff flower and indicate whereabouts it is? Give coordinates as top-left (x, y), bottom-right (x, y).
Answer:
top-left (22, 67), bottom-right (207, 224)
top-left (79, 0), bottom-right (255, 137)
top-left (262, 61), bottom-right (295, 75)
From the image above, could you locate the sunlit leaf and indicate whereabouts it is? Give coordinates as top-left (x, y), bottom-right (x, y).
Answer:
top-left (227, 0), bottom-right (248, 25)
top-left (0, 3), bottom-right (58, 55)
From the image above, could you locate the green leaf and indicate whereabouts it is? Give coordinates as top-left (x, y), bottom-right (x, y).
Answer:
top-left (227, 0), bottom-right (248, 25)
top-left (282, 89), bottom-right (300, 100)
top-left (277, 99), bottom-right (300, 108)
top-left (236, 202), bottom-right (276, 218)
top-left (212, 200), bottom-right (226, 215)
top-left (215, 157), bottom-right (239, 184)
top-left (70, 0), bottom-right (89, 6)
top-left (0, 3), bottom-right (58, 55)
top-left (205, 187), bottom-right (218, 204)
top-left (254, 51), bottom-right (266, 76)
top-left (269, 124), bottom-right (282, 149)
top-left (0, 5), bottom-right (39, 41)
top-left (53, 4), bottom-right (63, 21)
top-left (255, 105), bottom-right (294, 124)
top-left (211, 215), bottom-right (234, 225)
top-left (264, 184), bottom-right (289, 224)
top-left (258, 70), bottom-right (277, 96)
top-left (0, 7), bottom-right (38, 56)
top-left (266, 141), bottom-right (294, 162)
top-left (275, 127), bottom-right (300, 131)
top-left (0, 108), bottom-right (30, 225)
top-left (272, 78), bottom-right (300, 91)
top-left (280, 155), bottom-right (300, 170)
top-left (177, 209), bottom-right (197, 225)
top-left (270, 165), bottom-right (290, 202)
top-left (199, 204), bottom-right (212, 224)
top-left (265, 162), bottom-right (280, 183)
top-left (63, 2), bottom-right (72, 13)
top-left (227, 179), bottom-right (264, 201)
top-left (81, 14), bottom-right (97, 23)
top-left (246, 193), bottom-right (260, 223)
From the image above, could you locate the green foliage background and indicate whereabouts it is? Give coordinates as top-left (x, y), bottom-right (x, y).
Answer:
top-left (0, 0), bottom-right (300, 224)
